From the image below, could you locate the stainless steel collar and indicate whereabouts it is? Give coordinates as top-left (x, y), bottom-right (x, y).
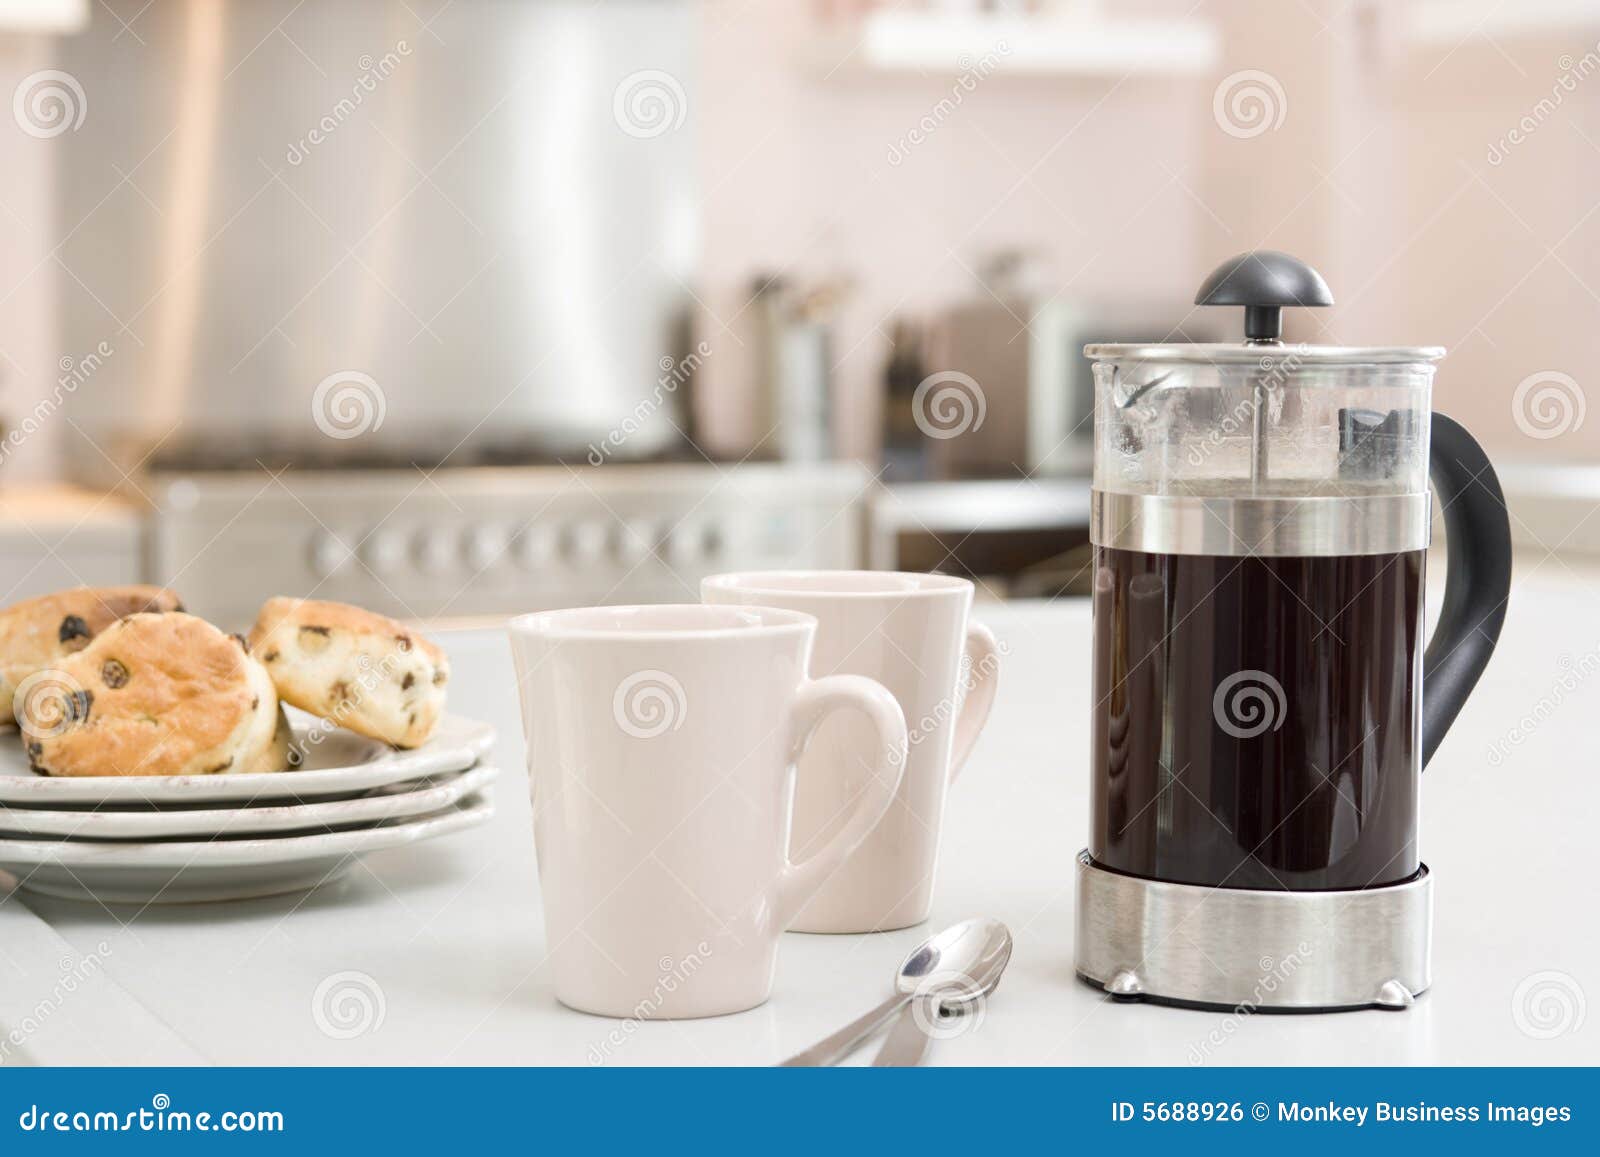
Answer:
top-left (1075, 852), bottom-right (1432, 1012)
top-left (1090, 490), bottom-right (1431, 557)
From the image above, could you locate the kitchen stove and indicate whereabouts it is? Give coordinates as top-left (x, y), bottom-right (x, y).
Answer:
top-left (147, 463), bottom-right (869, 629)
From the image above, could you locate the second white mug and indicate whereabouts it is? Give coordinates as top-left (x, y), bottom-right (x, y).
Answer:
top-left (703, 571), bottom-right (1000, 933)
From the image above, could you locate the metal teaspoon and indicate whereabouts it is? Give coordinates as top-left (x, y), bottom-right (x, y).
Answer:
top-left (779, 917), bottom-right (1014, 1067)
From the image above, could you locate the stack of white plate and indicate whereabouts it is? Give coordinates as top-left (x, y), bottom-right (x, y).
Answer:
top-left (0, 713), bottom-right (496, 904)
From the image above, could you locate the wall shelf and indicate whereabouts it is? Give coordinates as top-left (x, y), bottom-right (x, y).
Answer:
top-left (811, 9), bottom-right (1221, 79)
top-left (0, 0), bottom-right (88, 33)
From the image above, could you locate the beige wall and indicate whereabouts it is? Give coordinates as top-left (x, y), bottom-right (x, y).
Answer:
top-left (697, 0), bottom-right (1600, 465)
top-left (1379, 25), bottom-right (1600, 460)
top-left (1276, 3), bottom-right (1600, 462)
top-left (694, 0), bottom-right (1202, 461)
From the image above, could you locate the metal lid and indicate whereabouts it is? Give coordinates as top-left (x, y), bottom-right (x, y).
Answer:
top-left (1082, 342), bottom-right (1445, 365)
top-left (1084, 250), bottom-right (1443, 366)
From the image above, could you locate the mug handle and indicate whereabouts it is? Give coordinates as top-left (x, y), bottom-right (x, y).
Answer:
top-left (775, 675), bottom-right (908, 930)
top-left (947, 621), bottom-right (1001, 784)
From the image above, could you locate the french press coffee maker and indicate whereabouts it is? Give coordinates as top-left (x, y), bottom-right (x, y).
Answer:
top-left (1075, 251), bottom-right (1512, 1011)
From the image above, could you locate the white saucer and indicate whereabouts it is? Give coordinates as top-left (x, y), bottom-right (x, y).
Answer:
top-left (0, 763), bottom-right (500, 839)
top-left (0, 795), bottom-right (495, 904)
top-left (0, 713), bottom-right (494, 805)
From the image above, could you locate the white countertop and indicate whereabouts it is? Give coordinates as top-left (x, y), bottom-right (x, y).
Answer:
top-left (3, 564), bottom-right (1597, 1067)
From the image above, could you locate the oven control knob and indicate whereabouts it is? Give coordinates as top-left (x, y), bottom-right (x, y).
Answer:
top-left (513, 526), bottom-right (554, 571)
top-left (361, 529), bottom-right (407, 575)
top-left (665, 521), bottom-right (704, 566)
top-left (564, 521), bottom-right (609, 564)
top-left (666, 521), bottom-right (699, 567)
top-left (615, 520), bottom-right (656, 565)
top-left (464, 524), bottom-right (506, 572)
top-left (668, 519), bottom-right (722, 565)
top-left (309, 532), bottom-right (349, 577)
top-left (701, 520), bottom-right (724, 559)
top-left (308, 531), bottom-right (351, 578)
top-left (414, 529), bottom-right (456, 575)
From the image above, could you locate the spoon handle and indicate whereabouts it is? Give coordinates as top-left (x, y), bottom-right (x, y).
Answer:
top-left (777, 993), bottom-right (909, 1066)
top-left (871, 998), bottom-right (937, 1067)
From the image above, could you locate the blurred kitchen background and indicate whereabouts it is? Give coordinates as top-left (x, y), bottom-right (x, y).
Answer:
top-left (0, 0), bottom-right (1596, 628)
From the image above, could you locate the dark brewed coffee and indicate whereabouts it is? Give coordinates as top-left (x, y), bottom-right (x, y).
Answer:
top-left (1090, 547), bottom-right (1425, 890)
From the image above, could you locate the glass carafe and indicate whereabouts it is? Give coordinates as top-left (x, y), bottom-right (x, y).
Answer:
top-left (1085, 252), bottom-right (1511, 891)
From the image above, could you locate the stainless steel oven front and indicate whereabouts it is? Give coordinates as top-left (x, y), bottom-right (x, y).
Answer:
top-left (146, 463), bottom-right (871, 628)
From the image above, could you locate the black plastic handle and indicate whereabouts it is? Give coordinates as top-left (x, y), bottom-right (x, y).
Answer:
top-left (1422, 413), bottom-right (1513, 768)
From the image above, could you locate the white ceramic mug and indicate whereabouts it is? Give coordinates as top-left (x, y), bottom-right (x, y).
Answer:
top-left (702, 571), bottom-right (1000, 933)
top-left (507, 604), bottom-right (907, 1018)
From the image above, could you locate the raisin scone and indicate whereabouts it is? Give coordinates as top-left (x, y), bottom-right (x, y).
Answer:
top-left (0, 585), bottom-right (184, 725)
top-left (23, 613), bottom-right (289, 778)
top-left (248, 597), bottom-right (449, 748)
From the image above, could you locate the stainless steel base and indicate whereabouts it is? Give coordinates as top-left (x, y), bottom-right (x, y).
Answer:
top-left (1075, 851), bottom-right (1432, 1012)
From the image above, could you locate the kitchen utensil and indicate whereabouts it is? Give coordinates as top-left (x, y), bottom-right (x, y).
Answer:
top-left (880, 317), bottom-right (930, 482)
top-left (0, 795), bottom-right (494, 904)
top-left (507, 604), bottom-right (907, 1019)
top-left (743, 273), bottom-right (846, 463)
top-left (0, 714), bottom-right (494, 805)
top-left (779, 916), bottom-right (1013, 1066)
top-left (703, 571), bottom-right (1000, 932)
top-left (924, 249), bottom-right (1223, 480)
top-left (1077, 250), bottom-right (1512, 1011)
top-left (0, 764), bottom-right (499, 840)
top-left (871, 999), bottom-right (939, 1068)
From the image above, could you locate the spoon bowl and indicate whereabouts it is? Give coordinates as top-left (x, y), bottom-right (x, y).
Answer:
top-left (895, 916), bottom-right (1013, 1014)
top-left (778, 916), bottom-right (1014, 1065)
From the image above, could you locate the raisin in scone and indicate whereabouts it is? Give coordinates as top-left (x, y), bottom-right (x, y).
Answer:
top-left (23, 612), bottom-right (288, 778)
top-left (0, 585), bottom-right (184, 725)
top-left (248, 597), bottom-right (449, 748)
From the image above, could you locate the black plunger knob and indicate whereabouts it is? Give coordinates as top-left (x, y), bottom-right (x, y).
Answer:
top-left (1194, 250), bottom-right (1334, 342)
